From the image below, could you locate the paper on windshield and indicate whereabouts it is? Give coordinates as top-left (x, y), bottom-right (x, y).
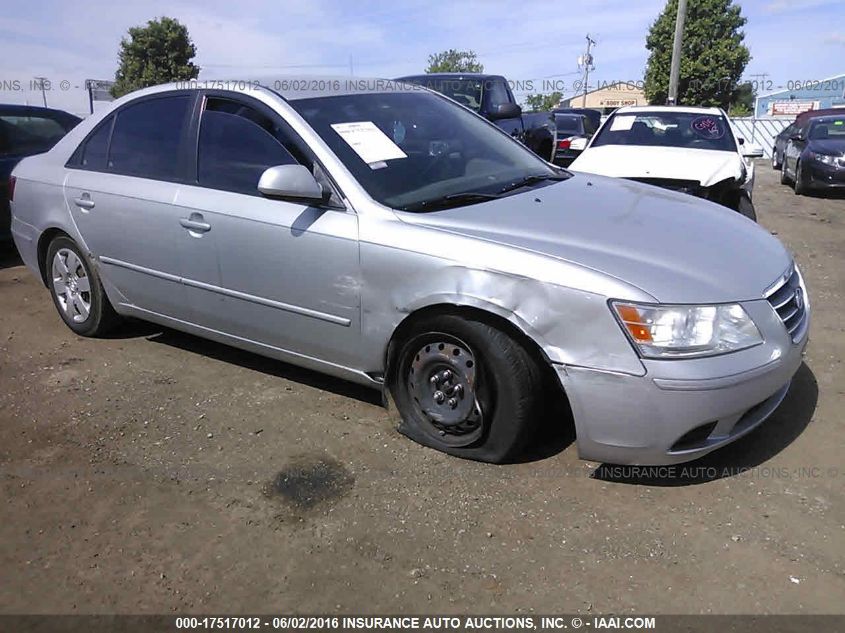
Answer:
top-left (610, 116), bottom-right (636, 131)
top-left (330, 121), bottom-right (407, 166)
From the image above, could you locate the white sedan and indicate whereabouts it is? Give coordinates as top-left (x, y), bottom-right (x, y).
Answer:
top-left (570, 105), bottom-right (763, 221)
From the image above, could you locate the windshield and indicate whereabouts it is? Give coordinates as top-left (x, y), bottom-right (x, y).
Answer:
top-left (809, 117), bottom-right (845, 140)
top-left (592, 111), bottom-right (737, 152)
top-left (290, 91), bottom-right (560, 211)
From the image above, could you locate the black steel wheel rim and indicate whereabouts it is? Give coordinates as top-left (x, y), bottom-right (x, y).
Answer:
top-left (406, 334), bottom-right (485, 447)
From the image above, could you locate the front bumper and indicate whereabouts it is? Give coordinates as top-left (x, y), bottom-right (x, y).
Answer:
top-left (556, 297), bottom-right (809, 465)
top-left (806, 161), bottom-right (845, 189)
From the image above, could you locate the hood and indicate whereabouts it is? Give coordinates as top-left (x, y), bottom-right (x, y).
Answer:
top-left (570, 145), bottom-right (743, 186)
top-left (399, 173), bottom-right (791, 304)
top-left (808, 138), bottom-right (845, 156)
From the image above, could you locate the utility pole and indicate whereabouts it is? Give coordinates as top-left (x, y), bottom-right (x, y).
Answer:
top-left (667, 0), bottom-right (688, 105)
top-left (34, 76), bottom-right (48, 107)
top-left (579, 34), bottom-right (595, 108)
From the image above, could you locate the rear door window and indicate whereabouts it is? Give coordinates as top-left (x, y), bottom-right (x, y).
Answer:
top-left (107, 95), bottom-right (191, 180)
top-left (78, 118), bottom-right (113, 171)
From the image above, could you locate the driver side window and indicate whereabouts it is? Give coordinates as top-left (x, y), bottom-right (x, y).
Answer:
top-left (198, 99), bottom-right (298, 196)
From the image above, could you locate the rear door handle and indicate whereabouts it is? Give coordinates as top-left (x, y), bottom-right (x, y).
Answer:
top-left (73, 194), bottom-right (95, 210)
top-left (179, 214), bottom-right (211, 233)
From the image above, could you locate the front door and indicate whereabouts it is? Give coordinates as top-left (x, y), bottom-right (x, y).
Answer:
top-left (172, 94), bottom-right (362, 368)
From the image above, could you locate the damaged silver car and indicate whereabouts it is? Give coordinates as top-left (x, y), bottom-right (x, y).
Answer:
top-left (9, 78), bottom-right (809, 464)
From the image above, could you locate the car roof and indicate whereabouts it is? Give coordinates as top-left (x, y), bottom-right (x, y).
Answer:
top-left (397, 73), bottom-right (502, 81)
top-left (0, 103), bottom-right (81, 121)
top-left (796, 107), bottom-right (845, 123)
top-left (132, 76), bottom-right (424, 103)
top-left (614, 105), bottom-right (724, 115)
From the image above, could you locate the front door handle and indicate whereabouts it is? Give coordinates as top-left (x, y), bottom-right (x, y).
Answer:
top-left (73, 194), bottom-right (95, 210)
top-left (179, 214), bottom-right (211, 233)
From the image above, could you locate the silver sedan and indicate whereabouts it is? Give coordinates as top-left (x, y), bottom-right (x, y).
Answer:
top-left (9, 77), bottom-right (809, 464)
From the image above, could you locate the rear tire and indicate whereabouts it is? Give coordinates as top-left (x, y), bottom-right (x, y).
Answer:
top-left (46, 236), bottom-right (120, 337)
top-left (737, 196), bottom-right (757, 222)
top-left (389, 314), bottom-right (543, 463)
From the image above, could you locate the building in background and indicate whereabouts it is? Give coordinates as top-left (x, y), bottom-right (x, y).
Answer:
top-left (755, 73), bottom-right (845, 118)
top-left (558, 81), bottom-right (647, 114)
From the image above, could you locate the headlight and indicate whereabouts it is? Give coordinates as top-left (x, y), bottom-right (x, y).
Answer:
top-left (810, 152), bottom-right (837, 166)
top-left (611, 301), bottom-right (762, 358)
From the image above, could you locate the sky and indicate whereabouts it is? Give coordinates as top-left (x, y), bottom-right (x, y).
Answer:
top-left (0, 0), bottom-right (843, 116)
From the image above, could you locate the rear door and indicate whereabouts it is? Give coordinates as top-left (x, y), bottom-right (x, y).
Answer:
top-left (172, 93), bottom-right (362, 368)
top-left (64, 92), bottom-right (196, 320)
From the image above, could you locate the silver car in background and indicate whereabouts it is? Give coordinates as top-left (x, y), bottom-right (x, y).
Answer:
top-left (9, 77), bottom-right (809, 464)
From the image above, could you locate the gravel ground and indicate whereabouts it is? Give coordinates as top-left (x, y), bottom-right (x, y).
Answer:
top-left (0, 162), bottom-right (843, 615)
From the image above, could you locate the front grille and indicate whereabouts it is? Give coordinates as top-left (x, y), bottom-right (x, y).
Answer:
top-left (765, 265), bottom-right (807, 341)
top-left (627, 177), bottom-right (702, 196)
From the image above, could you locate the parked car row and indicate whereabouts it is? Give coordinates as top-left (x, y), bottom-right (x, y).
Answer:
top-left (772, 108), bottom-right (845, 195)
top-left (10, 77), bottom-right (808, 466)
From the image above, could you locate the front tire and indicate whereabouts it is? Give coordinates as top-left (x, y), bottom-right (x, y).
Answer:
top-left (46, 236), bottom-right (120, 336)
top-left (390, 314), bottom-right (543, 463)
top-left (793, 161), bottom-right (808, 195)
top-left (780, 159), bottom-right (791, 185)
top-left (737, 196), bottom-right (757, 221)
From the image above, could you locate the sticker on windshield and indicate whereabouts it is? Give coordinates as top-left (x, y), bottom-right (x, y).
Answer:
top-left (330, 121), bottom-right (408, 166)
top-left (691, 116), bottom-right (726, 140)
top-left (610, 116), bottom-right (636, 131)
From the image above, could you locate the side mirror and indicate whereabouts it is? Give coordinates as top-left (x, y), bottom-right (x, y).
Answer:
top-left (258, 164), bottom-right (324, 202)
top-left (789, 134), bottom-right (804, 143)
top-left (743, 144), bottom-right (764, 159)
top-left (488, 102), bottom-right (522, 121)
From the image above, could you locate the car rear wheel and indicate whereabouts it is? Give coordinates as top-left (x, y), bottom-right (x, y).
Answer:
top-left (390, 314), bottom-right (543, 463)
top-left (46, 236), bottom-right (120, 336)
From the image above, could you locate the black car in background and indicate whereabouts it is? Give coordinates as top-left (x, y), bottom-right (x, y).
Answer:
top-left (780, 113), bottom-right (845, 194)
top-left (771, 108), bottom-right (845, 170)
top-left (1, 105), bottom-right (81, 242)
top-left (553, 107), bottom-right (602, 134)
top-left (552, 112), bottom-right (596, 166)
top-left (397, 73), bottom-right (557, 161)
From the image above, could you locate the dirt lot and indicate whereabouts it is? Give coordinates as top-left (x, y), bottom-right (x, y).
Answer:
top-left (1, 163), bottom-right (843, 615)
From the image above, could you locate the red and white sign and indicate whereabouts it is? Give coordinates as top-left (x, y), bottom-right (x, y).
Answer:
top-left (768, 100), bottom-right (820, 116)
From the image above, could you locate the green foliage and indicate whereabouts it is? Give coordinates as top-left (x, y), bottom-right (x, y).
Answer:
top-left (524, 92), bottom-right (563, 112)
top-left (425, 49), bottom-right (484, 73)
top-left (112, 17), bottom-right (199, 98)
top-left (728, 81), bottom-right (755, 116)
top-left (644, 0), bottom-right (751, 109)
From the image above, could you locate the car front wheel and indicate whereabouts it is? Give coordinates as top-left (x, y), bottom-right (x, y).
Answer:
top-left (737, 196), bottom-right (757, 221)
top-left (390, 314), bottom-right (543, 463)
top-left (793, 161), bottom-right (808, 195)
top-left (46, 236), bottom-right (120, 336)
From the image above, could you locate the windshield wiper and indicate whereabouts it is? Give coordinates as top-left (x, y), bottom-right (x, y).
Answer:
top-left (400, 191), bottom-right (502, 212)
top-left (496, 172), bottom-right (570, 195)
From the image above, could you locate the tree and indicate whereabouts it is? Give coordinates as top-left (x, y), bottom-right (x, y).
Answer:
top-left (728, 81), bottom-right (755, 116)
top-left (524, 92), bottom-right (563, 112)
top-left (425, 49), bottom-right (484, 73)
top-left (643, 0), bottom-right (750, 109)
top-left (112, 17), bottom-right (199, 98)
